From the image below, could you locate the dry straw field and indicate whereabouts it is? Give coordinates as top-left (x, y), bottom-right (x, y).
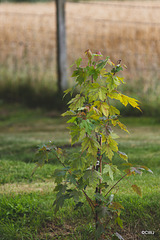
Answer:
top-left (0, 1), bottom-right (160, 95)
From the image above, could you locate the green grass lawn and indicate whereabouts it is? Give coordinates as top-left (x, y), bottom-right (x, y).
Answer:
top-left (0, 104), bottom-right (160, 239)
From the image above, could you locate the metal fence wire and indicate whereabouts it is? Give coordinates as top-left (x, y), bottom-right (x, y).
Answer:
top-left (0, 1), bottom-right (160, 96)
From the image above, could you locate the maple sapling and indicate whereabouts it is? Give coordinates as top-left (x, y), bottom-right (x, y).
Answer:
top-left (33, 50), bottom-right (152, 239)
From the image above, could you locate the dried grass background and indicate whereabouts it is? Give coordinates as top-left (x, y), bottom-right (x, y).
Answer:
top-left (0, 1), bottom-right (160, 97)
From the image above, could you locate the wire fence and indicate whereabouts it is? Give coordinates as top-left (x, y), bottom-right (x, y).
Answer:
top-left (0, 1), bottom-right (160, 99)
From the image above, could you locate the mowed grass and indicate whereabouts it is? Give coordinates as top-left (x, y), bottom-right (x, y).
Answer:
top-left (0, 104), bottom-right (160, 239)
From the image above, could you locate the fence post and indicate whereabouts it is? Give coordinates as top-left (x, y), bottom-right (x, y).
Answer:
top-left (56, 0), bottom-right (67, 92)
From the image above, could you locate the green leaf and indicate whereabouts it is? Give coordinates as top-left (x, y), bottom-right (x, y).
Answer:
top-left (70, 154), bottom-right (87, 171)
top-left (54, 169), bottom-right (67, 177)
top-left (131, 184), bottom-right (142, 197)
top-left (96, 58), bottom-right (108, 70)
top-left (107, 136), bottom-right (118, 152)
top-left (87, 83), bottom-right (100, 102)
top-left (98, 182), bottom-right (109, 190)
top-left (115, 216), bottom-right (123, 229)
top-left (109, 202), bottom-right (124, 210)
top-left (68, 94), bottom-right (85, 111)
top-left (53, 168), bottom-right (68, 184)
top-left (81, 137), bottom-right (100, 156)
top-left (107, 75), bottom-right (120, 91)
top-left (61, 110), bottom-right (76, 117)
top-left (34, 149), bottom-right (48, 167)
top-left (110, 132), bottom-right (119, 139)
top-left (86, 66), bottom-right (100, 80)
top-left (80, 119), bottom-right (93, 135)
top-left (77, 177), bottom-right (89, 190)
top-left (53, 192), bottom-right (72, 213)
top-left (103, 164), bottom-right (114, 180)
top-left (87, 84), bottom-right (107, 102)
top-left (111, 65), bottom-right (123, 75)
top-left (54, 184), bottom-right (66, 194)
top-left (70, 189), bottom-right (83, 202)
top-left (63, 88), bottom-right (72, 98)
top-left (102, 144), bottom-right (114, 161)
top-left (74, 201), bottom-right (84, 210)
top-left (68, 124), bottom-right (81, 145)
top-left (95, 222), bottom-right (105, 239)
top-left (95, 193), bottom-right (107, 203)
top-left (67, 116), bottom-right (77, 124)
top-left (67, 174), bottom-right (77, 185)
top-left (72, 68), bottom-right (87, 85)
top-left (75, 57), bottom-right (82, 67)
top-left (83, 169), bottom-right (102, 186)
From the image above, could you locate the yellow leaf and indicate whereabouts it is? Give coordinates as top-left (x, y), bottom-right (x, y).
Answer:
top-left (85, 49), bottom-right (92, 60)
top-left (107, 58), bottom-right (115, 66)
top-left (100, 68), bottom-right (107, 77)
top-left (120, 94), bottom-right (141, 111)
top-left (109, 105), bottom-right (120, 116)
top-left (107, 136), bottom-right (118, 152)
top-left (57, 148), bottom-right (63, 155)
top-left (119, 94), bottom-right (128, 106)
top-left (108, 92), bottom-right (120, 100)
top-left (117, 121), bottom-right (129, 133)
top-left (118, 151), bottom-right (128, 162)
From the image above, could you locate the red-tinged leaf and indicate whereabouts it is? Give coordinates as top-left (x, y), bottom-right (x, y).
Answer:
top-left (132, 184), bottom-right (142, 197)
top-left (140, 166), bottom-right (153, 174)
top-left (101, 102), bottom-right (109, 117)
top-left (124, 169), bottom-right (133, 176)
top-left (130, 167), bottom-right (142, 175)
top-left (85, 49), bottom-right (92, 60)
top-left (107, 58), bottom-right (115, 66)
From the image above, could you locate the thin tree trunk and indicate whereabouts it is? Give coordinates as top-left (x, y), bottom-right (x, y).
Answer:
top-left (95, 134), bottom-right (102, 230)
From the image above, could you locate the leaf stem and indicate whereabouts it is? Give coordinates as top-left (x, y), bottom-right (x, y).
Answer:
top-left (105, 173), bottom-right (127, 197)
